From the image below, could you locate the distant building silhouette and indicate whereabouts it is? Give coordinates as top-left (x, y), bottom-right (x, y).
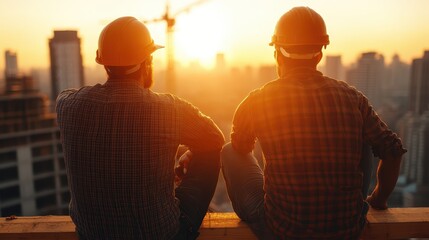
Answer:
top-left (258, 64), bottom-right (277, 85)
top-left (4, 50), bottom-right (37, 94)
top-left (215, 52), bottom-right (226, 72)
top-left (5, 75), bottom-right (36, 94)
top-left (49, 30), bottom-right (84, 102)
top-left (409, 51), bottom-right (429, 115)
top-left (385, 54), bottom-right (410, 100)
top-left (324, 55), bottom-right (343, 80)
top-left (346, 52), bottom-right (386, 109)
top-left (4, 50), bottom-right (18, 79)
top-left (399, 50), bottom-right (429, 207)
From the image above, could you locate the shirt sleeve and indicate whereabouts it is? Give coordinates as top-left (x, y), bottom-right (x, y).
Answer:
top-left (178, 98), bottom-right (225, 152)
top-left (55, 89), bottom-right (79, 117)
top-left (359, 93), bottom-right (407, 159)
top-left (230, 92), bottom-right (257, 154)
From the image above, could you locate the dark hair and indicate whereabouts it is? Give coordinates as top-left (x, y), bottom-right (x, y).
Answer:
top-left (105, 65), bottom-right (142, 80)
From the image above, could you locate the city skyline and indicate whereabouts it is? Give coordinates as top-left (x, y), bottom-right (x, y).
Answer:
top-left (1, 0), bottom-right (429, 71)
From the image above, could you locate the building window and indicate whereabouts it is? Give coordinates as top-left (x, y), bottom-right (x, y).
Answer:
top-left (33, 159), bottom-right (54, 175)
top-left (57, 143), bottom-right (63, 153)
top-left (0, 166), bottom-right (18, 183)
top-left (0, 151), bottom-right (17, 165)
top-left (58, 157), bottom-right (65, 170)
top-left (61, 191), bottom-right (70, 204)
top-left (60, 174), bottom-right (68, 187)
top-left (0, 137), bottom-right (27, 149)
top-left (30, 133), bottom-right (52, 143)
top-left (0, 185), bottom-right (20, 203)
top-left (36, 194), bottom-right (57, 210)
top-left (55, 131), bottom-right (61, 140)
top-left (1, 204), bottom-right (22, 217)
top-left (31, 145), bottom-right (53, 158)
top-left (34, 176), bottom-right (55, 192)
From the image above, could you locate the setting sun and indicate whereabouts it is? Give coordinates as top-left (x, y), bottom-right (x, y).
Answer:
top-left (174, 2), bottom-right (228, 68)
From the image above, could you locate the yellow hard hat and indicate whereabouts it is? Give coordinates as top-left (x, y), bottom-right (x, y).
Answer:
top-left (269, 7), bottom-right (329, 48)
top-left (96, 16), bottom-right (163, 66)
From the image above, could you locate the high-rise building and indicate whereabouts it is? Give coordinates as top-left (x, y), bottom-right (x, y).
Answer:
top-left (215, 52), bottom-right (226, 72)
top-left (346, 52), bottom-right (386, 109)
top-left (385, 54), bottom-right (410, 99)
top-left (409, 51), bottom-right (429, 115)
top-left (0, 93), bottom-right (68, 217)
top-left (4, 50), bottom-right (18, 79)
top-left (49, 30), bottom-right (84, 101)
top-left (398, 50), bottom-right (429, 207)
top-left (324, 55), bottom-right (343, 80)
top-left (3, 50), bottom-right (38, 95)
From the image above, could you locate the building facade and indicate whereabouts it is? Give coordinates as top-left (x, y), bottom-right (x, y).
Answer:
top-left (346, 52), bottom-right (386, 109)
top-left (399, 50), bottom-right (429, 207)
top-left (0, 91), bottom-right (68, 217)
top-left (324, 55), bottom-right (343, 80)
top-left (49, 30), bottom-right (84, 101)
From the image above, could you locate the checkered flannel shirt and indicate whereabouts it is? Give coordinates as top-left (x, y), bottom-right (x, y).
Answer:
top-left (56, 79), bottom-right (224, 240)
top-left (231, 68), bottom-right (406, 239)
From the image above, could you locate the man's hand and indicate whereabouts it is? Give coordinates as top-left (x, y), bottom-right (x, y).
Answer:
top-left (366, 192), bottom-right (388, 210)
top-left (175, 150), bottom-right (192, 179)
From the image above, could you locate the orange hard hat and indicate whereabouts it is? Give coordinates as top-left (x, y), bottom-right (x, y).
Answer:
top-left (269, 7), bottom-right (329, 48)
top-left (96, 16), bottom-right (163, 66)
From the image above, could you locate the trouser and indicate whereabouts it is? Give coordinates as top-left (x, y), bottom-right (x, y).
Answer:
top-left (220, 142), bottom-right (372, 239)
top-left (174, 150), bottom-right (221, 240)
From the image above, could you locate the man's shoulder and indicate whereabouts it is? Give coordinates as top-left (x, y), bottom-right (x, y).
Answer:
top-left (56, 86), bottom-right (100, 111)
top-left (57, 86), bottom-right (96, 100)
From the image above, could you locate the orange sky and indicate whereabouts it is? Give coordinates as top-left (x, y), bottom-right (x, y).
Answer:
top-left (1, 0), bottom-right (429, 72)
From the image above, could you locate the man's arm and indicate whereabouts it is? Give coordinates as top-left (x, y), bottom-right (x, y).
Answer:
top-left (230, 93), bottom-right (257, 154)
top-left (178, 97), bottom-right (225, 153)
top-left (359, 93), bottom-right (406, 209)
top-left (366, 154), bottom-right (402, 210)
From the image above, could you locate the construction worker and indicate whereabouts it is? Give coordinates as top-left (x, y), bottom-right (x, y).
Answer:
top-left (56, 16), bottom-right (224, 240)
top-left (219, 6), bottom-right (407, 239)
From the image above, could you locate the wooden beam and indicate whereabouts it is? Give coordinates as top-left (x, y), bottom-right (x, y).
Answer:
top-left (0, 215), bottom-right (76, 240)
top-left (362, 208), bottom-right (429, 239)
top-left (1, 208), bottom-right (429, 239)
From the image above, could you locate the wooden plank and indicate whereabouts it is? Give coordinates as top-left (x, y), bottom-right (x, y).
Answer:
top-left (0, 216), bottom-right (77, 240)
top-left (1, 208), bottom-right (429, 240)
top-left (200, 212), bottom-right (257, 240)
top-left (361, 208), bottom-right (429, 239)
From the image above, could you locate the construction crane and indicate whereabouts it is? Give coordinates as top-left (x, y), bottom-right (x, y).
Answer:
top-left (144, 0), bottom-right (209, 94)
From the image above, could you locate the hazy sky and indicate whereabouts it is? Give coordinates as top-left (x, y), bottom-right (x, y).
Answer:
top-left (1, 0), bottom-right (429, 72)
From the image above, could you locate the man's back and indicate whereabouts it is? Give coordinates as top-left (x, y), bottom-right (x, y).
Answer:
top-left (231, 68), bottom-right (400, 238)
top-left (57, 80), bottom-right (223, 239)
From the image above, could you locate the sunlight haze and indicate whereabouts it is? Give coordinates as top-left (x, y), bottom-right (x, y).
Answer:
top-left (1, 0), bottom-right (428, 72)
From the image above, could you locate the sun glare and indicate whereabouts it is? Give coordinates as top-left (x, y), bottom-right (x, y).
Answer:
top-left (174, 4), bottom-right (227, 69)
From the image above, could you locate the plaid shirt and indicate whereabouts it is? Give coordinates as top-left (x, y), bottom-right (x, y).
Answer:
top-left (231, 68), bottom-right (406, 239)
top-left (56, 79), bottom-right (224, 240)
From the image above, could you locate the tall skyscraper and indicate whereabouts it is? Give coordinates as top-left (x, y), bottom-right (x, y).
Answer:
top-left (385, 54), bottom-right (410, 99)
top-left (4, 50), bottom-right (18, 79)
top-left (409, 51), bottom-right (429, 115)
top-left (324, 55), bottom-right (343, 80)
top-left (399, 50), bottom-right (429, 207)
top-left (49, 30), bottom-right (84, 101)
top-left (215, 52), bottom-right (226, 72)
top-left (346, 52), bottom-right (386, 109)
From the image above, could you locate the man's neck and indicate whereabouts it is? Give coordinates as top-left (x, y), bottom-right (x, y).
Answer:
top-left (278, 62), bottom-right (318, 78)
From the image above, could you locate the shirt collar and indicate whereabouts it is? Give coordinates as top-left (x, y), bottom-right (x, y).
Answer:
top-left (104, 78), bottom-right (147, 90)
top-left (280, 67), bottom-right (323, 81)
